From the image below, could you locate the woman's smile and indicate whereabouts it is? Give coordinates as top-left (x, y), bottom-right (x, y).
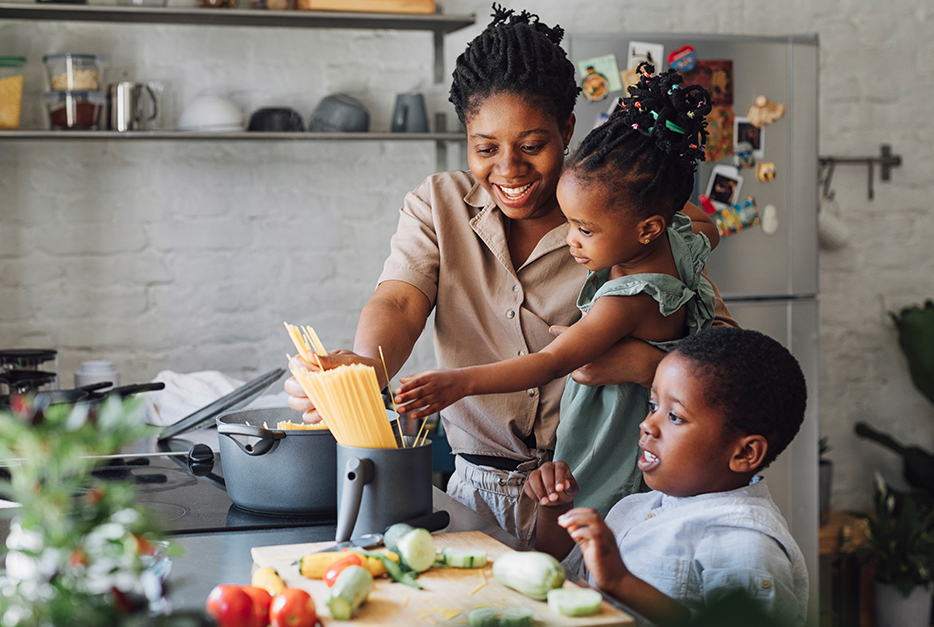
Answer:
top-left (494, 181), bottom-right (536, 206)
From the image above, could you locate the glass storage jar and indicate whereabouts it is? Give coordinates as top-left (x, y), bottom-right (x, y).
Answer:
top-left (0, 57), bottom-right (26, 130)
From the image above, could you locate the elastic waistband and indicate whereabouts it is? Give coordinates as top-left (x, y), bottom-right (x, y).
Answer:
top-left (457, 453), bottom-right (523, 471)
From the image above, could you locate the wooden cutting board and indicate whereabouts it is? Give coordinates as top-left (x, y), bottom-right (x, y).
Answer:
top-left (251, 531), bottom-right (633, 626)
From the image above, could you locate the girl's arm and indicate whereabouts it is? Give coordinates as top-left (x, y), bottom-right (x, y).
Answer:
top-left (558, 508), bottom-right (690, 627)
top-left (682, 200), bottom-right (720, 250)
top-left (524, 461), bottom-right (579, 560)
top-left (394, 293), bottom-right (659, 420)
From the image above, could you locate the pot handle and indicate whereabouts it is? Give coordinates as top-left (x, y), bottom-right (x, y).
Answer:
top-left (217, 423), bottom-right (285, 457)
top-left (335, 457), bottom-right (374, 543)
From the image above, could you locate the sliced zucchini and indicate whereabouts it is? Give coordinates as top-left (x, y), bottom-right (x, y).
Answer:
top-left (491, 551), bottom-right (565, 600)
top-left (499, 606), bottom-right (534, 627)
top-left (326, 565), bottom-right (373, 620)
top-left (439, 546), bottom-right (488, 568)
top-left (546, 587), bottom-right (603, 617)
top-left (389, 526), bottom-right (435, 573)
top-left (467, 607), bottom-right (500, 627)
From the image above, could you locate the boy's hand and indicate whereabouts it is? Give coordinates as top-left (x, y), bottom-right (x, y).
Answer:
top-left (394, 370), bottom-right (468, 421)
top-left (558, 508), bottom-right (630, 593)
top-left (525, 461), bottom-right (579, 507)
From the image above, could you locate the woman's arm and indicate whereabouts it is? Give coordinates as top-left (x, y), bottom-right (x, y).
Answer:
top-left (524, 462), bottom-right (579, 560)
top-left (682, 200), bottom-right (720, 250)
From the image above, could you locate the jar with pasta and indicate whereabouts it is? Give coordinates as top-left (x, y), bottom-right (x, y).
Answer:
top-left (0, 57), bottom-right (25, 130)
top-left (42, 53), bottom-right (104, 91)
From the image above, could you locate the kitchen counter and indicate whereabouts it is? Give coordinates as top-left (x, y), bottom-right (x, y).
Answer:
top-left (165, 488), bottom-right (528, 612)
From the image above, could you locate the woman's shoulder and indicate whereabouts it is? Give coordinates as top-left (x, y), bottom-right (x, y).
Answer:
top-left (415, 170), bottom-right (483, 199)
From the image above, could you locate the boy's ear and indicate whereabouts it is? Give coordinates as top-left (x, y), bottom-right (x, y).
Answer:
top-left (638, 215), bottom-right (667, 242)
top-left (729, 435), bottom-right (769, 473)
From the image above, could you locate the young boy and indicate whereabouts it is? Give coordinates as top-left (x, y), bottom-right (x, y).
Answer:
top-left (525, 328), bottom-right (809, 626)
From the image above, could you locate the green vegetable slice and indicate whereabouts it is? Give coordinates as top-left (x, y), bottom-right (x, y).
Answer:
top-left (546, 587), bottom-right (603, 617)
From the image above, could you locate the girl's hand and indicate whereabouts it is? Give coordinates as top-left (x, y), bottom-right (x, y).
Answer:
top-left (558, 508), bottom-right (630, 593)
top-left (525, 461), bottom-right (579, 507)
top-left (394, 370), bottom-right (467, 420)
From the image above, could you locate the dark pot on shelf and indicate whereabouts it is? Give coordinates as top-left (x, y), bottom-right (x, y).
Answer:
top-left (247, 107), bottom-right (305, 132)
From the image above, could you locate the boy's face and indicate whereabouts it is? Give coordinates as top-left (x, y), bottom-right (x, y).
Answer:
top-left (638, 352), bottom-right (748, 497)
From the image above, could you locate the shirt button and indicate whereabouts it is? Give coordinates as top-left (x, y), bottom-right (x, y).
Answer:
top-left (527, 389), bottom-right (535, 397)
top-left (498, 478), bottom-right (507, 486)
top-left (518, 350), bottom-right (525, 356)
top-left (760, 579), bottom-right (772, 589)
top-left (512, 284), bottom-right (521, 292)
top-left (646, 513), bottom-right (655, 519)
top-left (506, 310), bottom-right (515, 319)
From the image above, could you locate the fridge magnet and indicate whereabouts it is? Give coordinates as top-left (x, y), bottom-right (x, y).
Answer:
top-left (732, 141), bottom-right (756, 170)
top-left (667, 45), bottom-right (697, 72)
top-left (761, 203), bottom-right (779, 236)
top-left (747, 95), bottom-right (786, 128)
top-left (712, 197), bottom-right (759, 237)
top-left (704, 105), bottom-right (734, 163)
top-left (734, 116), bottom-right (764, 159)
top-left (705, 164), bottom-right (743, 208)
top-left (756, 161), bottom-right (777, 182)
top-left (627, 41), bottom-right (666, 73)
top-left (680, 60), bottom-right (733, 106)
top-left (578, 54), bottom-right (623, 102)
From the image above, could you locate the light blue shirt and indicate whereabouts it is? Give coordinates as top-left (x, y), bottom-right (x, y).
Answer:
top-left (562, 477), bottom-right (808, 626)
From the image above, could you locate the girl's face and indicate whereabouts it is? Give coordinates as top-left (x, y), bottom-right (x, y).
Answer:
top-left (557, 172), bottom-right (644, 272)
top-left (465, 92), bottom-right (574, 222)
top-left (638, 353), bottom-right (745, 497)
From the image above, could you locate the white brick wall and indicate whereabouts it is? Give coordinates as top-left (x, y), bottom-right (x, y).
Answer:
top-left (1, 0), bottom-right (932, 509)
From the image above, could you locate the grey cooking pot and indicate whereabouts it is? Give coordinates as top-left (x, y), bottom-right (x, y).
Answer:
top-left (216, 407), bottom-right (337, 515)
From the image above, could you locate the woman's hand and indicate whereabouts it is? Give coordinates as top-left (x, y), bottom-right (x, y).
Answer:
top-left (557, 508), bottom-right (629, 594)
top-left (525, 461), bottom-right (579, 507)
top-left (394, 370), bottom-right (469, 421)
top-left (549, 327), bottom-right (664, 388)
top-left (285, 349), bottom-right (384, 423)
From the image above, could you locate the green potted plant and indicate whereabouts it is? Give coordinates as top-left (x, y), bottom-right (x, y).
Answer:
top-left (0, 395), bottom-right (186, 626)
top-left (851, 472), bottom-right (934, 627)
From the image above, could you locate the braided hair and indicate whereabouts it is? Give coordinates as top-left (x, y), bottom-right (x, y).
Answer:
top-left (567, 63), bottom-right (712, 223)
top-left (449, 4), bottom-right (579, 127)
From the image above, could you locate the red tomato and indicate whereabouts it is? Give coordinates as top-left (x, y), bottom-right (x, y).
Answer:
top-left (323, 553), bottom-right (363, 587)
top-left (241, 585), bottom-right (273, 627)
top-left (206, 584), bottom-right (257, 627)
top-left (270, 588), bottom-right (317, 627)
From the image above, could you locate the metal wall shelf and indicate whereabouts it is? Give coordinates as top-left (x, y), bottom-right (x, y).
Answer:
top-left (0, 130), bottom-right (466, 141)
top-left (0, 2), bottom-right (475, 82)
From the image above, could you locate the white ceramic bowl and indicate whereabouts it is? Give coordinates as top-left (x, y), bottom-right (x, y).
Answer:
top-left (178, 95), bottom-right (243, 132)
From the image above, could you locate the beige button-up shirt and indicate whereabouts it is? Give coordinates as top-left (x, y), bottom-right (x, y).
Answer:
top-left (378, 170), bottom-right (583, 460)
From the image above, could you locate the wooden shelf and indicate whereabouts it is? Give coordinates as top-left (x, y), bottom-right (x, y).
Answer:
top-left (0, 130), bottom-right (466, 141)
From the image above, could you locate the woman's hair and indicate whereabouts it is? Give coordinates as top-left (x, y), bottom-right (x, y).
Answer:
top-left (671, 327), bottom-right (808, 470)
top-left (566, 63), bottom-right (712, 223)
top-left (449, 4), bottom-right (579, 127)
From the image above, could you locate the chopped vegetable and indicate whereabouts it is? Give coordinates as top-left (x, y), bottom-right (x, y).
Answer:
top-left (326, 565), bottom-right (373, 620)
top-left (324, 553), bottom-right (364, 587)
top-left (437, 546), bottom-right (488, 568)
top-left (384, 525), bottom-right (435, 573)
top-left (351, 547), bottom-right (422, 589)
top-left (491, 551), bottom-right (565, 600)
top-left (468, 607), bottom-right (500, 627)
top-left (499, 607), bottom-right (534, 627)
top-left (251, 566), bottom-right (286, 596)
top-left (300, 548), bottom-right (399, 579)
top-left (546, 588), bottom-right (603, 617)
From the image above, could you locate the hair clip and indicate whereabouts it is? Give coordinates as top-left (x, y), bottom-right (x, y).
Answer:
top-left (632, 124), bottom-right (639, 129)
top-left (634, 101), bottom-right (642, 109)
top-left (667, 85), bottom-right (680, 95)
top-left (687, 112), bottom-right (695, 119)
top-left (697, 101), bottom-right (706, 109)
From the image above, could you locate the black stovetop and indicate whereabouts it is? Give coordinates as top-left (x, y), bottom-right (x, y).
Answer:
top-left (122, 437), bottom-right (337, 535)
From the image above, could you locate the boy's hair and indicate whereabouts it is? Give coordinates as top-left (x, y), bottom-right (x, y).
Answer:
top-left (672, 327), bottom-right (807, 470)
top-left (566, 63), bottom-right (712, 223)
top-left (449, 4), bottom-right (579, 127)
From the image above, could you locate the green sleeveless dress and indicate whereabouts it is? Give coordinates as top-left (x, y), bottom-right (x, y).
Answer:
top-left (554, 213), bottom-right (717, 516)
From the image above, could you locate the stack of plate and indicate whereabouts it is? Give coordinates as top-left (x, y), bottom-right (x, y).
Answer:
top-left (178, 95), bottom-right (244, 132)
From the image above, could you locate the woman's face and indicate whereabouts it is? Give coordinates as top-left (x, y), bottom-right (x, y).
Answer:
top-left (465, 92), bottom-right (574, 222)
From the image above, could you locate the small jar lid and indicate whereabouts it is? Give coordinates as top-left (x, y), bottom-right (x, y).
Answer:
top-left (42, 53), bottom-right (105, 63)
top-left (0, 57), bottom-right (26, 68)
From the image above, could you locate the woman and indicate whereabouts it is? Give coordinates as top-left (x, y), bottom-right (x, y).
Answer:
top-left (286, 6), bottom-right (736, 545)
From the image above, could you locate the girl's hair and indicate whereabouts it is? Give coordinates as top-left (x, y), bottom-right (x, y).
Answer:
top-left (567, 63), bottom-right (713, 222)
top-left (449, 4), bottom-right (579, 127)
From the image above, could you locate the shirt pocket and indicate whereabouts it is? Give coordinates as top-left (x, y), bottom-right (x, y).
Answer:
top-left (702, 567), bottom-right (785, 608)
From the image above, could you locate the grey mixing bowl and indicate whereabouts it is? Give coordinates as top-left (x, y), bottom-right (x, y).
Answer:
top-left (309, 93), bottom-right (370, 133)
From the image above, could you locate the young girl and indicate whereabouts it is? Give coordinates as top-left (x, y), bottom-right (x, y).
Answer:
top-left (394, 63), bottom-right (718, 517)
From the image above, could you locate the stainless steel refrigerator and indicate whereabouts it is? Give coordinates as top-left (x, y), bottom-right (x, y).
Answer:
top-left (568, 33), bottom-right (820, 625)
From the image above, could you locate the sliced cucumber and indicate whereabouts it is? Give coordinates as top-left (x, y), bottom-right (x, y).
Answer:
top-left (382, 522), bottom-right (415, 553)
top-left (439, 546), bottom-right (488, 568)
top-left (392, 526), bottom-right (436, 573)
top-left (499, 606), bottom-right (533, 627)
top-left (326, 565), bottom-right (373, 620)
top-left (467, 607), bottom-right (500, 627)
top-left (546, 588), bottom-right (603, 617)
